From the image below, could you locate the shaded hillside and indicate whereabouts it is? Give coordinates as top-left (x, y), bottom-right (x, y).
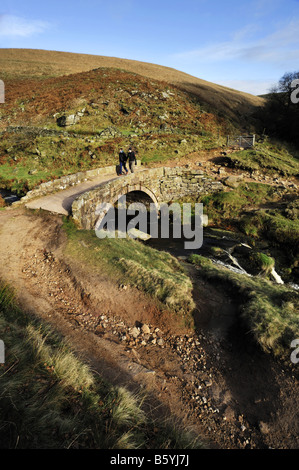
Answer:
top-left (0, 48), bottom-right (264, 126)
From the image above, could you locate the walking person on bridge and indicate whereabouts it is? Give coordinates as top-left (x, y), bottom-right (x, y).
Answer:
top-left (118, 148), bottom-right (128, 176)
top-left (127, 147), bottom-right (137, 173)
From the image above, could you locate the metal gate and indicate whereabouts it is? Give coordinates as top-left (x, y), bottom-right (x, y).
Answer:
top-left (227, 135), bottom-right (255, 148)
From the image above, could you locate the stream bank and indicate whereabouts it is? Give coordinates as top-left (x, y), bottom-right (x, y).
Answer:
top-left (145, 225), bottom-right (297, 289)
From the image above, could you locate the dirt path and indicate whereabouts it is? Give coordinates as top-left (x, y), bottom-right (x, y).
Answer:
top-left (0, 207), bottom-right (298, 449)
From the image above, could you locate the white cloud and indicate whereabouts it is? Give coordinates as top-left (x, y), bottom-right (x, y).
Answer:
top-left (0, 14), bottom-right (49, 37)
top-left (172, 18), bottom-right (299, 67)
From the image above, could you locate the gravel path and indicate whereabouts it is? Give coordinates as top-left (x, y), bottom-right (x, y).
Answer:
top-left (25, 173), bottom-right (120, 215)
top-left (24, 167), bottom-right (144, 215)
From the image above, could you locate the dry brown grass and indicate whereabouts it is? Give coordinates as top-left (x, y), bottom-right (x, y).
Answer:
top-left (0, 48), bottom-right (264, 123)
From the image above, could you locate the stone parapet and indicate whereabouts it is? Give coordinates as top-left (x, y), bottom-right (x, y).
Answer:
top-left (72, 166), bottom-right (224, 230)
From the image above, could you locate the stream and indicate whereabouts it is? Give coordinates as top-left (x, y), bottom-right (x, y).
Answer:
top-left (0, 189), bottom-right (19, 204)
top-left (143, 224), bottom-right (298, 291)
top-left (111, 206), bottom-right (298, 290)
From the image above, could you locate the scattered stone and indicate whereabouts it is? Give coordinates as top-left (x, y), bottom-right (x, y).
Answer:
top-left (259, 421), bottom-right (270, 435)
top-left (222, 175), bottom-right (243, 188)
top-left (130, 327), bottom-right (140, 338)
top-left (223, 406), bottom-right (235, 421)
top-left (98, 126), bottom-right (122, 138)
top-left (141, 323), bottom-right (151, 335)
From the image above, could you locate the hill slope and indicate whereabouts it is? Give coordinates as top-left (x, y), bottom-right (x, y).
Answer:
top-left (0, 67), bottom-right (228, 132)
top-left (0, 66), bottom-right (231, 195)
top-left (0, 48), bottom-right (264, 125)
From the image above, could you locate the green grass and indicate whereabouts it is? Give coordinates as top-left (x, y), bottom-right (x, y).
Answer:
top-left (0, 162), bottom-right (64, 196)
top-left (63, 218), bottom-right (195, 327)
top-left (0, 130), bottom-right (220, 195)
top-left (249, 252), bottom-right (275, 274)
top-left (227, 141), bottom-right (299, 176)
top-left (199, 182), bottom-right (280, 223)
top-left (0, 280), bottom-right (203, 449)
top-left (181, 182), bottom-right (298, 281)
top-left (240, 210), bottom-right (299, 248)
top-left (180, 181), bottom-right (298, 246)
top-left (0, 133), bottom-right (120, 196)
top-left (188, 254), bottom-right (299, 359)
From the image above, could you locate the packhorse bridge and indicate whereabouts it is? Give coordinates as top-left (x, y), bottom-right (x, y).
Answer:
top-left (71, 166), bottom-right (223, 230)
top-left (18, 164), bottom-right (223, 226)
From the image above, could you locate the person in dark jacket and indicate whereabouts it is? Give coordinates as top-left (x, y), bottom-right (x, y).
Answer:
top-left (127, 147), bottom-right (137, 173)
top-left (118, 148), bottom-right (128, 175)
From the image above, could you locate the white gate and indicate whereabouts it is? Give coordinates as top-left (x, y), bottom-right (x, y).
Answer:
top-left (227, 135), bottom-right (255, 148)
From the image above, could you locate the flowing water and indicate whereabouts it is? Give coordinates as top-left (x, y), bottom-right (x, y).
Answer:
top-left (0, 189), bottom-right (19, 204)
top-left (144, 224), bottom-right (298, 290)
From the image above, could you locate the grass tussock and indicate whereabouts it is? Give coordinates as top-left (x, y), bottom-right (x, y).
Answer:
top-left (226, 141), bottom-right (299, 177)
top-left (63, 217), bottom-right (195, 327)
top-left (199, 182), bottom-right (284, 224)
top-left (118, 257), bottom-right (195, 317)
top-left (0, 281), bottom-right (203, 449)
top-left (185, 182), bottom-right (298, 281)
top-left (188, 254), bottom-right (299, 360)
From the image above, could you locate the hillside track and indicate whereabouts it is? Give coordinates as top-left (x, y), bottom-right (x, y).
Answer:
top-left (0, 207), bottom-right (298, 449)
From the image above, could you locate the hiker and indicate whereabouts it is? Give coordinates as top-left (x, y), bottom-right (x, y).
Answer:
top-left (118, 148), bottom-right (128, 175)
top-left (127, 147), bottom-right (137, 173)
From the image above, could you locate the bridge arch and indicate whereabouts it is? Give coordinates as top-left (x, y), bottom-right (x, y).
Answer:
top-left (94, 184), bottom-right (160, 230)
top-left (111, 184), bottom-right (160, 209)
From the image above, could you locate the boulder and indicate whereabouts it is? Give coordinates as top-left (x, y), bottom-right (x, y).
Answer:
top-left (57, 114), bottom-right (80, 127)
top-left (223, 175), bottom-right (243, 188)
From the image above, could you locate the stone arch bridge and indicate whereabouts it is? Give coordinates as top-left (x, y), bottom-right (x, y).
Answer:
top-left (72, 167), bottom-right (223, 230)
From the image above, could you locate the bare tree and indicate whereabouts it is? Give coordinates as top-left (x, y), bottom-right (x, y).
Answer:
top-left (257, 71), bottom-right (299, 145)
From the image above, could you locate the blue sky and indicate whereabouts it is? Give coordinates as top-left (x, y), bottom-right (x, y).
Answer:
top-left (0, 0), bottom-right (298, 95)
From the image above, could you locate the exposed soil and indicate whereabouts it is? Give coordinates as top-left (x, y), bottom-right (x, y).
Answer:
top-left (0, 207), bottom-right (298, 449)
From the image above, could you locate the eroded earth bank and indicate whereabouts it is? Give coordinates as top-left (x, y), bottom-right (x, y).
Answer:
top-left (0, 207), bottom-right (298, 449)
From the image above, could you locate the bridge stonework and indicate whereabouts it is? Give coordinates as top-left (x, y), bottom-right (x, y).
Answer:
top-left (71, 167), bottom-right (223, 230)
